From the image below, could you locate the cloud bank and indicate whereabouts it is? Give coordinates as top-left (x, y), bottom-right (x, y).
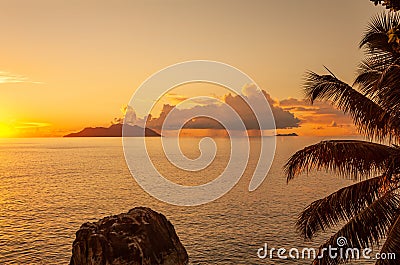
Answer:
top-left (122, 86), bottom-right (357, 136)
top-left (125, 85), bottom-right (300, 132)
top-left (278, 97), bottom-right (356, 135)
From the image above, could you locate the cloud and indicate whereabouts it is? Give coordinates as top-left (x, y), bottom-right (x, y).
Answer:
top-left (122, 88), bottom-right (357, 136)
top-left (282, 106), bottom-right (318, 112)
top-left (162, 93), bottom-right (189, 106)
top-left (279, 98), bottom-right (350, 117)
top-left (130, 85), bottom-right (300, 130)
top-left (223, 84), bottom-right (300, 129)
top-left (280, 97), bottom-right (352, 121)
top-left (0, 121), bottom-right (52, 137)
top-left (279, 97), bottom-right (303, 106)
top-left (277, 97), bottom-right (357, 136)
top-left (14, 122), bottom-right (50, 129)
top-left (0, 71), bottom-right (41, 84)
top-left (123, 85), bottom-right (300, 131)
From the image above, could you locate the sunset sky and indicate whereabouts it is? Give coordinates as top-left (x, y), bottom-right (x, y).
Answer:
top-left (0, 0), bottom-right (386, 137)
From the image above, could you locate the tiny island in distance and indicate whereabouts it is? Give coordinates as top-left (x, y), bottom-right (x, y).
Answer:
top-left (275, 133), bottom-right (298, 136)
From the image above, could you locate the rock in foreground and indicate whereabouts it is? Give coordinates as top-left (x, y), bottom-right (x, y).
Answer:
top-left (70, 207), bottom-right (188, 265)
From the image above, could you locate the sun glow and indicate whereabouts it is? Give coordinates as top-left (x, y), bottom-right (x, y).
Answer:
top-left (0, 122), bottom-right (14, 137)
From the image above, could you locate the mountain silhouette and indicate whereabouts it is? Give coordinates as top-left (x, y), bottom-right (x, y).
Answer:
top-left (63, 124), bottom-right (161, 137)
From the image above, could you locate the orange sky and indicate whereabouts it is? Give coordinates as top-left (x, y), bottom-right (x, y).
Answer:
top-left (0, 1), bottom-right (384, 137)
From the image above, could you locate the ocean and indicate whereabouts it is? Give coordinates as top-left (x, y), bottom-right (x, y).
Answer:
top-left (0, 136), bottom-right (375, 264)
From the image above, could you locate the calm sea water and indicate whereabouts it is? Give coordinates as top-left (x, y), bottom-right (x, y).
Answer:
top-left (0, 136), bottom-right (375, 264)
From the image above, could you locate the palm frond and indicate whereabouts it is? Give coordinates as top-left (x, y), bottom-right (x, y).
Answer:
top-left (356, 59), bottom-right (383, 86)
top-left (304, 72), bottom-right (400, 140)
top-left (369, 1), bottom-right (400, 11)
top-left (285, 140), bottom-right (398, 181)
top-left (355, 58), bottom-right (400, 121)
top-left (374, 62), bottom-right (400, 117)
top-left (360, 12), bottom-right (400, 57)
top-left (313, 191), bottom-right (400, 265)
top-left (376, 212), bottom-right (400, 265)
top-left (297, 176), bottom-right (385, 240)
top-left (355, 55), bottom-right (395, 97)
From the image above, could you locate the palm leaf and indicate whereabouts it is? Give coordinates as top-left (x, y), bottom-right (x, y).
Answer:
top-left (355, 55), bottom-right (396, 97)
top-left (374, 62), bottom-right (400, 116)
top-left (285, 140), bottom-right (398, 181)
top-left (360, 12), bottom-right (400, 57)
top-left (313, 191), bottom-right (400, 265)
top-left (355, 60), bottom-right (384, 97)
top-left (297, 176), bottom-right (385, 240)
top-left (304, 72), bottom-right (400, 140)
top-left (369, 1), bottom-right (400, 11)
top-left (376, 212), bottom-right (400, 265)
top-left (355, 59), bottom-right (400, 130)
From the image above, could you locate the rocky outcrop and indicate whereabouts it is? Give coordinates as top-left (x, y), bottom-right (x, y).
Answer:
top-left (70, 207), bottom-right (188, 265)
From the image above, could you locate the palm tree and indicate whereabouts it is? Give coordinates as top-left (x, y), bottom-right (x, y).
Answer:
top-left (371, 0), bottom-right (400, 11)
top-left (284, 13), bottom-right (400, 265)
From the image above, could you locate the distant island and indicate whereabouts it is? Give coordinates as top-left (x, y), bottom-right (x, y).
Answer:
top-left (275, 133), bottom-right (298, 136)
top-left (64, 124), bottom-right (161, 137)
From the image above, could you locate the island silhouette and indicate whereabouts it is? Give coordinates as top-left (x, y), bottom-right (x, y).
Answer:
top-left (64, 124), bottom-right (161, 137)
top-left (275, 133), bottom-right (298, 136)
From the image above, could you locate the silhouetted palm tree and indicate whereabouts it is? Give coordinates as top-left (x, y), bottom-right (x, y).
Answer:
top-left (284, 13), bottom-right (400, 265)
top-left (371, 0), bottom-right (400, 11)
